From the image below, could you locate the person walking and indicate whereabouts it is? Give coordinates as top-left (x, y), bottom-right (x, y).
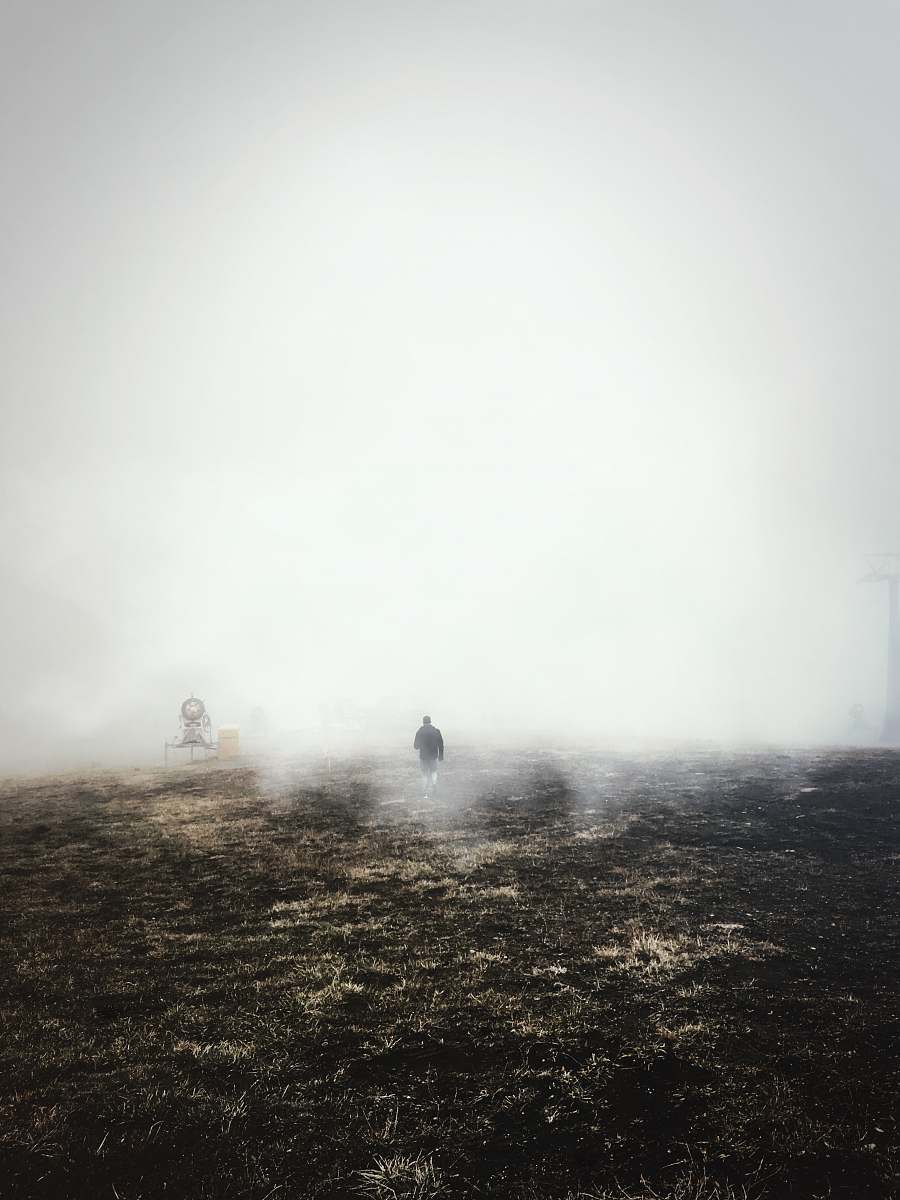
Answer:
top-left (414, 715), bottom-right (444, 797)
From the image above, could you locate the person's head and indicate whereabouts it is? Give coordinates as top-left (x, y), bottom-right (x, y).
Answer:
top-left (422, 715), bottom-right (431, 725)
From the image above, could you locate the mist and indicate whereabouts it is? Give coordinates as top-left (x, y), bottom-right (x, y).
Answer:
top-left (3, 1), bottom-right (900, 770)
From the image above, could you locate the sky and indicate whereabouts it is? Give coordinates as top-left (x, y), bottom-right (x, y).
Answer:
top-left (2, 1), bottom-right (900, 768)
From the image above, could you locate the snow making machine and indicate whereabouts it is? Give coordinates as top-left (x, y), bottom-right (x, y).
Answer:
top-left (165, 695), bottom-right (216, 764)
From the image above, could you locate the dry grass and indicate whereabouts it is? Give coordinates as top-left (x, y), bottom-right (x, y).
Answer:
top-left (1, 747), bottom-right (898, 1198)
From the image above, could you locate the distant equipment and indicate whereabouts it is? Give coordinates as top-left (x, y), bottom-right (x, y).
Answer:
top-left (165, 695), bottom-right (216, 764)
top-left (847, 703), bottom-right (870, 741)
top-left (217, 726), bottom-right (240, 759)
top-left (861, 555), bottom-right (900, 743)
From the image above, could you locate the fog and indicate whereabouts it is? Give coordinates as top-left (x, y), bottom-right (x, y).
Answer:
top-left (3, 1), bottom-right (900, 770)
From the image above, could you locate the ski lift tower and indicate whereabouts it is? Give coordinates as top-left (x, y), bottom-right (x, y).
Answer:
top-left (862, 555), bottom-right (900, 743)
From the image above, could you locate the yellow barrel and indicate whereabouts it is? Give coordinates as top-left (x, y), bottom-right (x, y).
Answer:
top-left (218, 726), bottom-right (240, 759)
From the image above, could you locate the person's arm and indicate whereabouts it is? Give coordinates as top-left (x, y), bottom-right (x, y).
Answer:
top-left (437, 730), bottom-right (444, 761)
top-left (414, 730), bottom-right (421, 750)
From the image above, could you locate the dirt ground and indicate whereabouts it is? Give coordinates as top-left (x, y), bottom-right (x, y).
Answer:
top-left (0, 746), bottom-right (898, 1199)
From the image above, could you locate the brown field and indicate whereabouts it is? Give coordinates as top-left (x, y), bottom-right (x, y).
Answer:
top-left (0, 747), bottom-right (898, 1199)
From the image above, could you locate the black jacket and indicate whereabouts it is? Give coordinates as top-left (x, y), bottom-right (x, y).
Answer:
top-left (414, 725), bottom-right (444, 762)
